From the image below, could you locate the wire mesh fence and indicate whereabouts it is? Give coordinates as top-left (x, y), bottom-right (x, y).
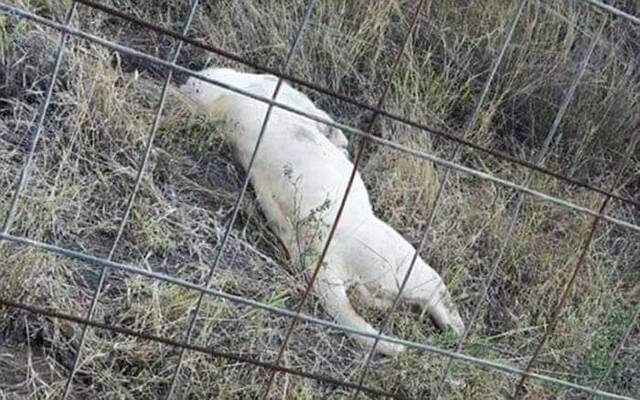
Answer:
top-left (0, 0), bottom-right (638, 399)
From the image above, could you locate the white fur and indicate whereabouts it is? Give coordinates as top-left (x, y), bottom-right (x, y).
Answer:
top-left (181, 68), bottom-right (465, 355)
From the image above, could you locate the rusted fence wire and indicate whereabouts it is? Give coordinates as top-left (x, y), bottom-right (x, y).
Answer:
top-left (0, 0), bottom-right (638, 399)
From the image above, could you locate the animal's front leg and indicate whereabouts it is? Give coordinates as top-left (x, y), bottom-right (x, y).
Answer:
top-left (355, 285), bottom-right (394, 311)
top-left (314, 261), bottom-right (405, 356)
top-left (396, 268), bottom-right (465, 337)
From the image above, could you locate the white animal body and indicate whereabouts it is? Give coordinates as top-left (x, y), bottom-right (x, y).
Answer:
top-left (181, 68), bottom-right (464, 355)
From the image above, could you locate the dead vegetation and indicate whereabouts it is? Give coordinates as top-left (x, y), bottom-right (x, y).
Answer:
top-left (0, 0), bottom-right (639, 399)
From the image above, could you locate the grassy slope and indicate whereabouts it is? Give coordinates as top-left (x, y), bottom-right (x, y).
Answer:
top-left (1, 0), bottom-right (639, 399)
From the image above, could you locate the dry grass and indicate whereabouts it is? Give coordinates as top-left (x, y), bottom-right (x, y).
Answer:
top-left (1, 0), bottom-right (639, 399)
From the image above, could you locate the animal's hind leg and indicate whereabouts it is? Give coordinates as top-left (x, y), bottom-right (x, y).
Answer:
top-left (314, 259), bottom-right (405, 356)
top-left (345, 217), bottom-right (465, 336)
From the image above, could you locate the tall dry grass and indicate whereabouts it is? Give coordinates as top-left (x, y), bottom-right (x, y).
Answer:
top-left (1, 0), bottom-right (638, 398)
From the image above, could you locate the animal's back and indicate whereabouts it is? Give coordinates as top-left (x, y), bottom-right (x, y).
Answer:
top-left (216, 89), bottom-right (373, 228)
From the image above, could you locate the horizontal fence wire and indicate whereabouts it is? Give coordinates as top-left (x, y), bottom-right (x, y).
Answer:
top-left (0, 1), bottom-right (638, 400)
top-left (581, 0), bottom-right (640, 24)
top-left (0, 232), bottom-right (635, 400)
top-left (2, 3), bottom-right (639, 236)
top-left (71, 0), bottom-right (640, 210)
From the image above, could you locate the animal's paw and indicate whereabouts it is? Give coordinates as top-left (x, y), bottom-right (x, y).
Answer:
top-left (429, 289), bottom-right (465, 337)
top-left (357, 335), bottom-right (405, 356)
top-left (374, 340), bottom-right (406, 357)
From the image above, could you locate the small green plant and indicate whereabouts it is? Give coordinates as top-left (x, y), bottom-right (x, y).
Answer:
top-left (583, 297), bottom-right (634, 383)
top-left (435, 326), bottom-right (461, 350)
top-left (284, 163), bottom-right (332, 275)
